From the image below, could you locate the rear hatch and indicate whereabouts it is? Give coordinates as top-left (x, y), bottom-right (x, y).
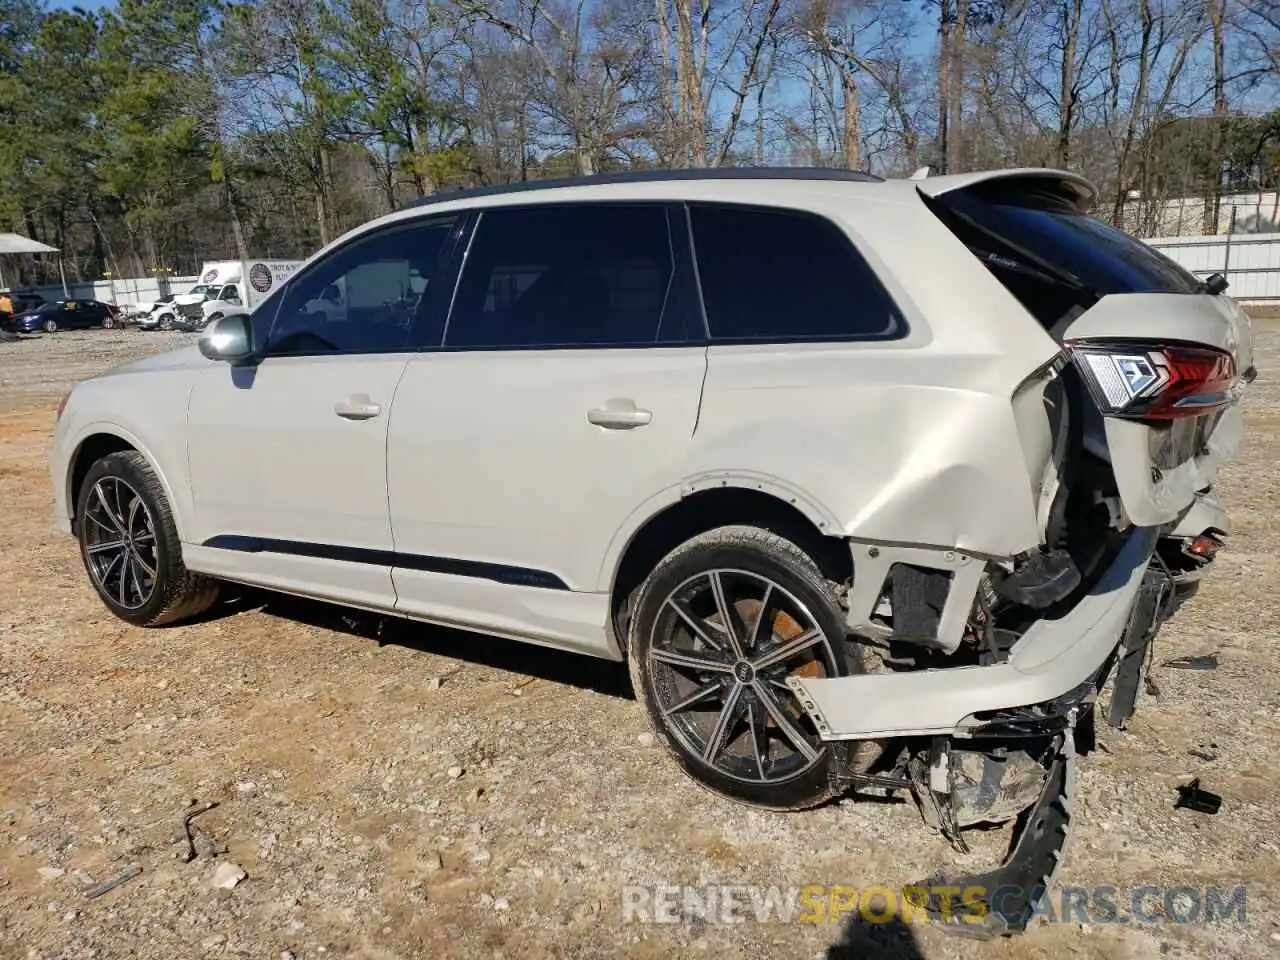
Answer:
top-left (919, 170), bottom-right (1254, 527)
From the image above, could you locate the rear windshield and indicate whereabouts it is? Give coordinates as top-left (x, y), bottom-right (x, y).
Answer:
top-left (927, 180), bottom-right (1203, 327)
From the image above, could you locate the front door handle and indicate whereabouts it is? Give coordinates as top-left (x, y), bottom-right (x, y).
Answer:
top-left (587, 399), bottom-right (652, 430)
top-left (334, 393), bottom-right (382, 420)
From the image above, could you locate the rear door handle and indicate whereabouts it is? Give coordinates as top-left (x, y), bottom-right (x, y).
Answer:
top-left (587, 399), bottom-right (652, 430)
top-left (334, 393), bottom-right (382, 420)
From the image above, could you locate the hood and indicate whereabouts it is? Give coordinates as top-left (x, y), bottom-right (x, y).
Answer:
top-left (96, 345), bottom-right (208, 378)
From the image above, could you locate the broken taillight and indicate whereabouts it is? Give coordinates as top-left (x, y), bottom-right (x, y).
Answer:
top-left (1066, 341), bottom-right (1238, 422)
top-left (1184, 533), bottom-right (1223, 561)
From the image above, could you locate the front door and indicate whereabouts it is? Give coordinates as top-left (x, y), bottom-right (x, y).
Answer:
top-left (185, 214), bottom-right (462, 609)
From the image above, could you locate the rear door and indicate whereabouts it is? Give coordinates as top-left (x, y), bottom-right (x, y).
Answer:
top-left (386, 202), bottom-right (707, 650)
top-left (920, 172), bottom-right (1254, 527)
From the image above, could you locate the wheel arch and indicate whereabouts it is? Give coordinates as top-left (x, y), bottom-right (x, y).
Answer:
top-left (606, 485), bottom-right (852, 638)
top-left (66, 426), bottom-right (186, 540)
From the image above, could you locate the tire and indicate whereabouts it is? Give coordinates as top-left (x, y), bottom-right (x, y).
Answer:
top-left (159, 314), bottom-right (173, 331)
top-left (627, 524), bottom-right (861, 811)
top-left (199, 313), bottom-right (221, 331)
top-left (43, 318), bottom-right (57, 333)
top-left (75, 450), bottom-right (219, 627)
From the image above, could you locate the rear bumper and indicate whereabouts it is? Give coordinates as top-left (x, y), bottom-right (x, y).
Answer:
top-left (788, 526), bottom-right (1159, 739)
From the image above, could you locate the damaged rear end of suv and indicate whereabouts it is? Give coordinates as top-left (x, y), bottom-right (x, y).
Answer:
top-left (771, 169), bottom-right (1254, 935)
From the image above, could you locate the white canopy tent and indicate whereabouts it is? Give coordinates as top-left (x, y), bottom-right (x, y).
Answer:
top-left (0, 232), bottom-right (69, 296)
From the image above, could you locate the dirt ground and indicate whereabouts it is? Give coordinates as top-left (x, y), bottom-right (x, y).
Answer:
top-left (1, 323), bottom-right (1277, 960)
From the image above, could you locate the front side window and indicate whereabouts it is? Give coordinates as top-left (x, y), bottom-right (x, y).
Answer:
top-left (265, 217), bottom-right (456, 356)
top-left (219, 284), bottom-right (240, 302)
top-left (688, 203), bottom-right (904, 343)
top-left (445, 203), bottom-right (691, 349)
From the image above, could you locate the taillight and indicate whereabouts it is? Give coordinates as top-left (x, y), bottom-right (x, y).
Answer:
top-left (1066, 341), bottom-right (1237, 422)
top-left (1184, 534), bottom-right (1223, 562)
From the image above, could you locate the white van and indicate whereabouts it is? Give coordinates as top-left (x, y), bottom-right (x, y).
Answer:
top-left (142, 260), bottom-right (302, 331)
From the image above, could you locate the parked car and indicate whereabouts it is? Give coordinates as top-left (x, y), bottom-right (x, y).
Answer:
top-left (9, 298), bottom-right (119, 333)
top-left (136, 295), bottom-right (176, 330)
top-left (11, 292), bottom-right (46, 314)
top-left (50, 167), bottom-right (1253, 935)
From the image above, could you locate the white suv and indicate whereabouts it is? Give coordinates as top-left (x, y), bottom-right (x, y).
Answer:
top-left (51, 168), bottom-right (1252, 932)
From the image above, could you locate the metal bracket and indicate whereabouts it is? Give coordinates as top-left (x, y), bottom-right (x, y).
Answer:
top-left (785, 674), bottom-right (830, 738)
top-left (846, 542), bottom-right (985, 653)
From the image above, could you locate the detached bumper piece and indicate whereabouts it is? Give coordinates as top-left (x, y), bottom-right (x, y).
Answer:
top-left (1107, 561), bottom-right (1177, 728)
top-left (908, 729), bottom-right (1077, 939)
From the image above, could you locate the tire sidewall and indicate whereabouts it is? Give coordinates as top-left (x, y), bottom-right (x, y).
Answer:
top-left (629, 533), bottom-right (852, 810)
top-left (75, 453), bottom-right (179, 626)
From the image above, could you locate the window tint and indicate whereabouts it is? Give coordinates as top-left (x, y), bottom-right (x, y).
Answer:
top-left (266, 217), bottom-right (455, 356)
top-left (689, 204), bottom-right (902, 342)
top-left (937, 185), bottom-right (1202, 298)
top-left (446, 204), bottom-right (687, 348)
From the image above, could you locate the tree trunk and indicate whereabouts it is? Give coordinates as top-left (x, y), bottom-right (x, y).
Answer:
top-left (948, 0), bottom-right (968, 172)
top-left (316, 147), bottom-right (332, 247)
top-left (226, 178), bottom-right (250, 265)
top-left (673, 0), bottom-right (706, 166)
top-left (655, 0), bottom-right (675, 162)
top-left (937, 0), bottom-right (952, 173)
top-left (1057, 0), bottom-right (1082, 167)
top-left (1204, 0), bottom-right (1227, 235)
top-left (842, 67), bottom-right (861, 170)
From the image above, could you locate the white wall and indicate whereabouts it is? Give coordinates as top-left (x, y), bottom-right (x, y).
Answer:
top-left (1146, 233), bottom-right (1280, 303)
top-left (17, 275), bottom-right (199, 308)
top-left (1126, 191), bottom-right (1280, 237)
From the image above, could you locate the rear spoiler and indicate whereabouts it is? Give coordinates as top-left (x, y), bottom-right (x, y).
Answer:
top-left (914, 168), bottom-right (1098, 210)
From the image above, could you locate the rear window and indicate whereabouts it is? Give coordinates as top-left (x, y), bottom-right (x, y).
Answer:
top-left (928, 181), bottom-right (1203, 326)
top-left (688, 203), bottom-right (904, 343)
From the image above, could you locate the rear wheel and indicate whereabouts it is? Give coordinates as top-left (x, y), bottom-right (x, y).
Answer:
top-left (628, 525), bottom-right (859, 810)
top-left (75, 451), bottom-right (219, 626)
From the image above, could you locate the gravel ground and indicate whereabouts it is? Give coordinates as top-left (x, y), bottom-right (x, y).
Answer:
top-left (1, 323), bottom-right (1278, 960)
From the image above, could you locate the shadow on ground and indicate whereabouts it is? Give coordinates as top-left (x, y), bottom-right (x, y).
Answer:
top-left (827, 915), bottom-right (930, 959)
top-left (193, 585), bottom-right (635, 699)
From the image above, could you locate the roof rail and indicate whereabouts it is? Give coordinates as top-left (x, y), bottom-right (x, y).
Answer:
top-left (399, 166), bottom-right (884, 211)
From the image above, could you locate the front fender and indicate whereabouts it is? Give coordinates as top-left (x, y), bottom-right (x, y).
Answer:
top-left (54, 419), bottom-right (192, 541)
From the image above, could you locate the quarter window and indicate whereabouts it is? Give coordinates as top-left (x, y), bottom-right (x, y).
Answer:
top-left (688, 203), bottom-right (903, 342)
top-left (445, 204), bottom-right (691, 348)
top-left (265, 217), bottom-right (456, 356)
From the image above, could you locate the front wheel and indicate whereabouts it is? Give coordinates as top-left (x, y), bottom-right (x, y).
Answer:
top-left (42, 318), bottom-right (57, 333)
top-left (628, 525), bottom-right (861, 811)
top-left (75, 451), bottom-right (219, 626)
top-left (198, 313), bottom-right (221, 331)
top-left (158, 314), bottom-right (173, 331)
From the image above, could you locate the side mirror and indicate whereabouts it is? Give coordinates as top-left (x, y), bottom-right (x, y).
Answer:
top-left (199, 313), bottom-right (254, 363)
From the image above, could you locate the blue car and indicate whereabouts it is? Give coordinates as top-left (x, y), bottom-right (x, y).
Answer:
top-left (8, 299), bottom-right (119, 333)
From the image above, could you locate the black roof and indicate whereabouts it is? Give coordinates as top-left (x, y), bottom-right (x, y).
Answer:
top-left (401, 166), bottom-right (884, 211)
